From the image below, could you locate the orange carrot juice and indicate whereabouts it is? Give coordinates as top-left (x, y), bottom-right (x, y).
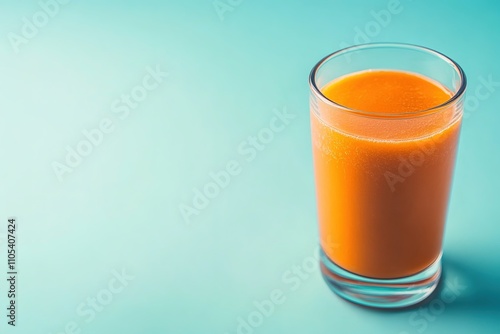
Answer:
top-left (311, 70), bottom-right (461, 279)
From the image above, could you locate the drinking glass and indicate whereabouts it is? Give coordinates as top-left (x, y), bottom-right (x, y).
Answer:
top-left (309, 43), bottom-right (466, 308)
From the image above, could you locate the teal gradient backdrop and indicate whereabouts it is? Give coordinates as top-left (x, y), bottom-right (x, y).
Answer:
top-left (0, 0), bottom-right (499, 333)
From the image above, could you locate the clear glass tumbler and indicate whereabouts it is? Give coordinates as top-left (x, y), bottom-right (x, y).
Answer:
top-left (309, 43), bottom-right (466, 308)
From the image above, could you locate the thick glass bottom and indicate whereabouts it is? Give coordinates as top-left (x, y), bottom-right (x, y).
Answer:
top-left (320, 249), bottom-right (441, 308)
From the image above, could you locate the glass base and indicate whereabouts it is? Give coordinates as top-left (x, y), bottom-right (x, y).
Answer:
top-left (320, 249), bottom-right (442, 308)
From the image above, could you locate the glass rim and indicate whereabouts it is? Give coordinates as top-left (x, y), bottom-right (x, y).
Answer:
top-left (309, 42), bottom-right (467, 118)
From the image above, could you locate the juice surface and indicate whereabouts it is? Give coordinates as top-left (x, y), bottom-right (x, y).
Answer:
top-left (312, 70), bottom-right (461, 278)
top-left (323, 70), bottom-right (451, 113)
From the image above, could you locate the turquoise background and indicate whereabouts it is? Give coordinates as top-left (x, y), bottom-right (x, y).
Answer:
top-left (0, 0), bottom-right (499, 333)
